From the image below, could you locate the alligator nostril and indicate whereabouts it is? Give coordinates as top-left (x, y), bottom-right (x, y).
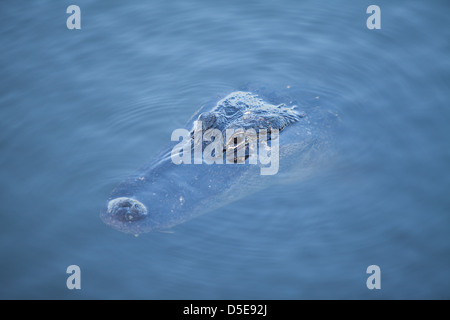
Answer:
top-left (119, 201), bottom-right (132, 208)
top-left (107, 197), bottom-right (148, 222)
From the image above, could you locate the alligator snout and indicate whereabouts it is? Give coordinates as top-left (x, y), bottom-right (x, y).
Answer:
top-left (107, 197), bottom-right (148, 222)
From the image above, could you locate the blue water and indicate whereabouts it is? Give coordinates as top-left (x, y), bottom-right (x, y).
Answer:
top-left (1, 0), bottom-right (449, 299)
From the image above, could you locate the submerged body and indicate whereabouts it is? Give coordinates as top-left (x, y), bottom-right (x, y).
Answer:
top-left (101, 89), bottom-right (339, 234)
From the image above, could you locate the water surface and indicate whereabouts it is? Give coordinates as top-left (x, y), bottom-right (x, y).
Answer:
top-left (0, 0), bottom-right (449, 299)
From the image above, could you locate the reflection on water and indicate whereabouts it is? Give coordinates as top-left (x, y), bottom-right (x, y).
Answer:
top-left (0, 0), bottom-right (449, 299)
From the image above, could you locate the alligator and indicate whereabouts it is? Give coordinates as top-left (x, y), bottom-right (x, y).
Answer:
top-left (100, 89), bottom-right (339, 234)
